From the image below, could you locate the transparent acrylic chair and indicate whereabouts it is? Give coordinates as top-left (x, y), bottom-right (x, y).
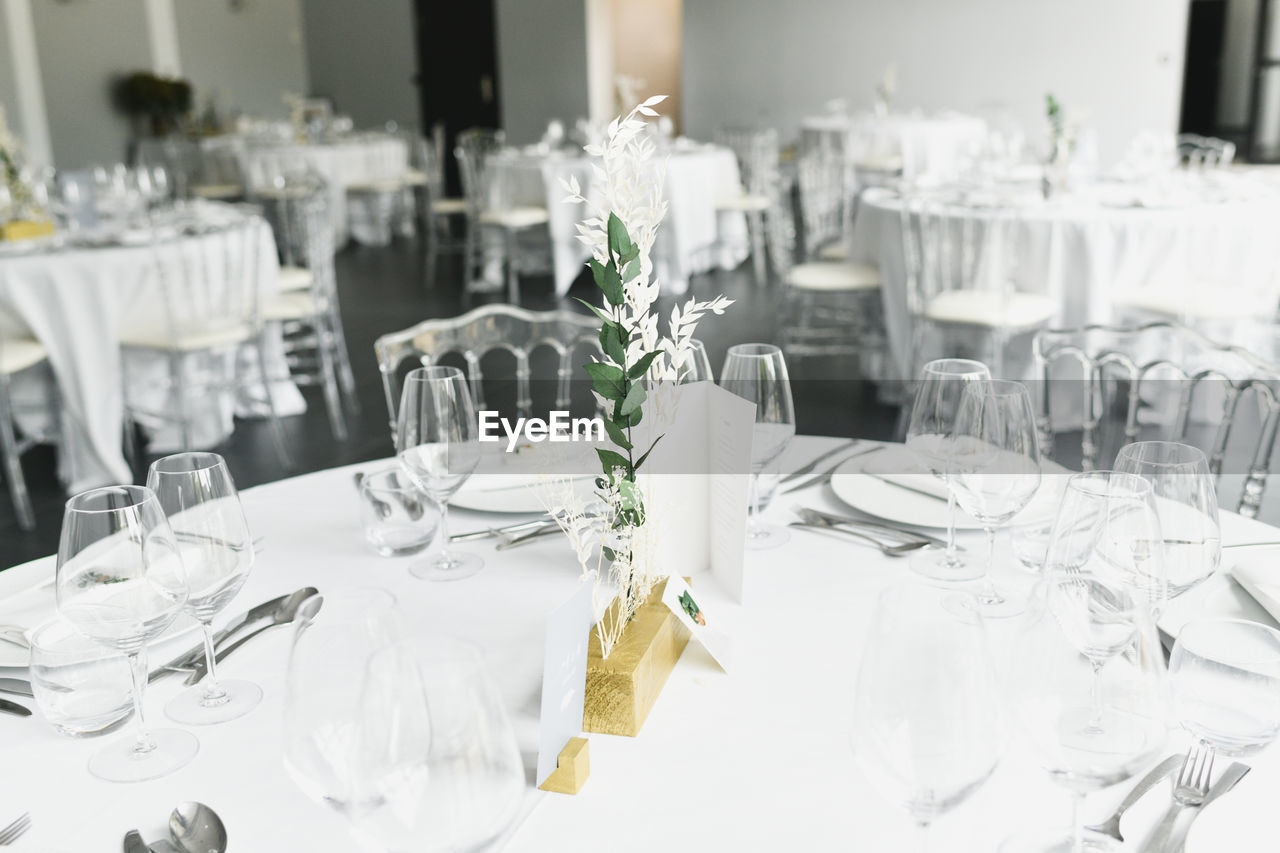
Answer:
top-left (715, 126), bottom-right (779, 283)
top-left (1034, 321), bottom-right (1280, 518)
top-left (1176, 134), bottom-right (1236, 170)
top-left (454, 127), bottom-right (549, 302)
top-left (375, 304), bottom-right (599, 443)
top-left (0, 288), bottom-right (60, 530)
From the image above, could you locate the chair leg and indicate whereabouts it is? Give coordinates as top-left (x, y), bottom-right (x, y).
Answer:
top-left (168, 349), bottom-right (192, 452)
top-left (0, 391), bottom-right (35, 530)
top-left (326, 308), bottom-right (359, 412)
top-left (316, 323), bottom-right (349, 443)
top-left (463, 218), bottom-right (476, 285)
top-left (749, 211), bottom-right (767, 285)
top-left (505, 228), bottom-right (520, 304)
top-left (252, 338), bottom-right (295, 472)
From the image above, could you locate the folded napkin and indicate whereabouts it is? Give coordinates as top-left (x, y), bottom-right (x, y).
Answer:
top-left (1230, 559), bottom-right (1280, 626)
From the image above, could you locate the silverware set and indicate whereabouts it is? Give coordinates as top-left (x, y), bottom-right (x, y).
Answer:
top-left (779, 443), bottom-right (885, 494)
top-left (786, 505), bottom-right (956, 556)
top-left (0, 812), bottom-right (30, 845)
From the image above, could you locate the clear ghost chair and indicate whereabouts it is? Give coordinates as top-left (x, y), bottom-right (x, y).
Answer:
top-left (374, 304), bottom-right (599, 444)
top-left (1033, 321), bottom-right (1280, 519)
top-left (1177, 134), bottom-right (1237, 170)
top-left (192, 136), bottom-right (247, 201)
top-left (135, 137), bottom-right (201, 202)
top-left (714, 126), bottom-right (778, 283)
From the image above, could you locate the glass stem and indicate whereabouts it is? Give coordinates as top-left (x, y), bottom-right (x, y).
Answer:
top-left (944, 475), bottom-right (959, 566)
top-left (916, 821), bottom-right (930, 853)
top-left (199, 622), bottom-right (227, 704)
top-left (1071, 790), bottom-right (1086, 853)
top-left (1087, 658), bottom-right (1105, 733)
top-left (438, 500), bottom-right (452, 558)
top-left (979, 525), bottom-right (1002, 605)
top-left (128, 650), bottom-right (156, 756)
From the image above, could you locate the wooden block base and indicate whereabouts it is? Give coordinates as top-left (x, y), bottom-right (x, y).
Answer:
top-left (538, 736), bottom-right (590, 795)
top-left (583, 578), bottom-right (691, 737)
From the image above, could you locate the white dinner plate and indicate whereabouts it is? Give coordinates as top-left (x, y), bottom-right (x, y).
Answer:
top-left (1158, 559), bottom-right (1280, 642)
top-left (828, 446), bottom-right (1071, 531)
top-left (0, 555), bottom-right (199, 668)
top-left (450, 443), bottom-right (599, 514)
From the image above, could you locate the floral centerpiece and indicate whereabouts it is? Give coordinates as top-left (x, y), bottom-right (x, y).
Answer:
top-left (0, 107), bottom-right (30, 218)
top-left (1043, 93), bottom-right (1078, 197)
top-left (553, 95), bottom-right (732, 663)
top-left (114, 71), bottom-right (192, 137)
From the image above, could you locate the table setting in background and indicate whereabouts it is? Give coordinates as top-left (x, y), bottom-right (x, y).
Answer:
top-left (4, 95), bottom-right (1280, 853)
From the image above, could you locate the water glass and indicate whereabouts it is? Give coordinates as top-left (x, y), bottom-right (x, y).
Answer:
top-left (1114, 441), bottom-right (1220, 598)
top-left (360, 467), bottom-right (441, 557)
top-left (29, 619), bottom-right (132, 738)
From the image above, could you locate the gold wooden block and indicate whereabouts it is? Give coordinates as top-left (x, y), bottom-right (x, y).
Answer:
top-left (583, 578), bottom-right (691, 737)
top-left (538, 736), bottom-right (590, 795)
top-left (1, 219), bottom-right (55, 241)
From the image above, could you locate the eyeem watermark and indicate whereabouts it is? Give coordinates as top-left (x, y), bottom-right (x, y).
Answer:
top-left (479, 411), bottom-right (606, 452)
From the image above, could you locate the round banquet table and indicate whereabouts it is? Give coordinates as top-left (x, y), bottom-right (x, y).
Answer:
top-left (1, 436), bottom-right (1279, 851)
top-left (487, 140), bottom-right (750, 295)
top-left (851, 176), bottom-right (1280, 378)
top-left (231, 134), bottom-right (409, 247)
top-left (801, 110), bottom-right (988, 180)
top-left (0, 203), bottom-right (301, 492)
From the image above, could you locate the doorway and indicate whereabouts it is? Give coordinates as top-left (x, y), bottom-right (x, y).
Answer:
top-left (586, 0), bottom-right (683, 129)
top-left (414, 0), bottom-right (501, 195)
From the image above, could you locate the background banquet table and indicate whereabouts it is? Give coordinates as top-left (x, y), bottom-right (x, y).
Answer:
top-left (801, 110), bottom-right (988, 179)
top-left (487, 141), bottom-right (750, 295)
top-left (1, 437), bottom-right (1278, 850)
top-left (222, 133), bottom-right (409, 247)
top-left (852, 179), bottom-right (1280, 378)
top-left (0, 205), bottom-right (299, 492)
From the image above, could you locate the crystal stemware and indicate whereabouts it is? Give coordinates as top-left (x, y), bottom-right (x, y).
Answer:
top-left (147, 452), bottom-right (261, 725)
top-left (1114, 441), bottom-right (1220, 598)
top-left (396, 366), bottom-right (483, 580)
top-left (55, 485), bottom-right (196, 782)
top-left (905, 358), bottom-right (992, 581)
top-left (349, 637), bottom-right (527, 852)
top-left (720, 343), bottom-right (796, 549)
top-left (1003, 576), bottom-right (1168, 853)
top-left (948, 379), bottom-right (1041, 616)
top-left (853, 583), bottom-right (1003, 853)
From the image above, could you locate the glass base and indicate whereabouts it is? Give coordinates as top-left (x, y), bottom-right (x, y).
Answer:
top-left (87, 727), bottom-right (199, 783)
top-left (959, 585), bottom-right (1026, 619)
top-left (409, 549), bottom-right (484, 581)
top-left (910, 546), bottom-right (984, 583)
top-left (746, 523), bottom-right (790, 550)
top-left (1000, 828), bottom-right (1121, 853)
top-left (165, 679), bottom-right (263, 725)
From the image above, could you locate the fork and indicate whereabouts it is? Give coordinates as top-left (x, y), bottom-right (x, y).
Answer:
top-left (788, 522), bottom-right (927, 556)
top-left (0, 812), bottom-right (31, 845)
top-left (1140, 741), bottom-right (1215, 852)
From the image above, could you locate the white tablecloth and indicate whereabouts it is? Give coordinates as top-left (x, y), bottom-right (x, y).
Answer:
top-left (3, 437), bottom-right (1280, 850)
top-left (853, 178), bottom-right (1280, 378)
top-left (232, 135), bottom-right (409, 247)
top-left (0, 208), bottom-right (300, 492)
top-left (802, 110), bottom-right (988, 180)
top-left (488, 142), bottom-right (750, 295)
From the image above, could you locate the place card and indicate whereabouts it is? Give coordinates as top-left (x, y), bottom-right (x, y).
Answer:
top-left (536, 580), bottom-right (594, 787)
top-left (661, 574), bottom-right (732, 672)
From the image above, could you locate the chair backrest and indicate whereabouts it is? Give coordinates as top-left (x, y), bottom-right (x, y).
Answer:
top-left (199, 136), bottom-right (248, 188)
top-left (795, 148), bottom-right (850, 258)
top-left (715, 126), bottom-right (779, 196)
top-left (260, 181), bottom-right (336, 306)
top-left (1034, 322), bottom-right (1280, 518)
top-left (135, 137), bottom-right (201, 200)
top-left (454, 127), bottom-right (506, 216)
top-left (1176, 134), bottom-right (1236, 170)
top-left (375, 304), bottom-right (600, 441)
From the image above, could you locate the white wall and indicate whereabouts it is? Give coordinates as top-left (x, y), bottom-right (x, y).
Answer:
top-left (682, 0), bottom-right (1191, 166)
top-left (175, 0), bottom-right (310, 121)
top-left (496, 0), bottom-right (590, 144)
top-left (302, 0), bottom-right (419, 130)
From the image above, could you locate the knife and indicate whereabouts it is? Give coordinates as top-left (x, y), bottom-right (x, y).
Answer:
top-left (0, 677), bottom-right (33, 698)
top-left (149, 589), bottom-right (300, 682)
top-left (0, 696), bottom-right (31, 717)
top-left (1085, 754), bottom-right (1182, 840)
top-left (780, 446), bottom-right (885, 494)
top-left (779, 439), bottom-right (858, 484)
top-left (865, 470), bottom-right (950, 501)
top-left (1167, 762), bottom-right (1250, 853)
top-left (795, 506), bottom-right (959, 550)
top-left (123, 829), bottom-right (149, 853)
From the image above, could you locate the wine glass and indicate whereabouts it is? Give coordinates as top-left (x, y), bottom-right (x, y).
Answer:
top-left (1003, 576), bottom-right (1167, 853)
top-left (948, 379), bottom-right (1041, 616)
top-left (852, 583), bottom-right (1003, 852)
top-left (1114, 441), bottom-right (1220, 598)
top-left (396, 366), bottom-right (483, 580)
top-left (283, 588), bottom-right (403, 820)
top-left (147, 452), bottom-right (261, 725)
top-left (905, 358), bottom-right (992, 582)
top-left (720, 343), bottom-right (796, 549)
top-left (676, 338), bottom-right (714, 383)
top-left (55, 485), bottom-right (196, 782)
top-left (1171, 619), bottom-right (1280, 757)
top-left (348, 636), bottom-right (527, 852)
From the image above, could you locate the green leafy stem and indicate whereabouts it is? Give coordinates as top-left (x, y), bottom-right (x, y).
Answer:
top-left (576, 212), bottom-right (663, 566)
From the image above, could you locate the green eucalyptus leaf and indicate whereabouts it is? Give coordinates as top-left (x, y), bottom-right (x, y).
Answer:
top-left (584, 362), bottom-right (625, 400)
top-left (599, 324), bottom-right (625, 365)
top-left (633, 435), bottom-right (662, 471)
top-left (619, 380), bottom-right (646, 416)
top-left (627, 406), bottom-right (643, 428)
top-left (628, 351), bottom-right (662, 380)
top-left (596, 448), bottom-right (630, 475)
top-left (622, 256), bottom-right (642, 283)
top-left (573, 297), bottom-right (616, 328)
top-left (602, 545), bottom-right (617, 562)
top-left (603, 418), bottom-right (632, 451)
top-left (607, 212), bottom-right (633, 259)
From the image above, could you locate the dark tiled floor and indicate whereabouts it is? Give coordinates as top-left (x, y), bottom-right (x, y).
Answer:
top-left (0, 238), bottom-right (897, 568)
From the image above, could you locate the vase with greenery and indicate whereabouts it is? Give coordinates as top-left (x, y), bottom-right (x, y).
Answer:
top-left (115, 71), bottom-right (193, 138)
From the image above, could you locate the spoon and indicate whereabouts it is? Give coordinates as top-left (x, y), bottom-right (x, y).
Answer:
top-left (183, 588), bottom-right (319, 685)
top-left (168, 802), bottom-right (228, 853)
